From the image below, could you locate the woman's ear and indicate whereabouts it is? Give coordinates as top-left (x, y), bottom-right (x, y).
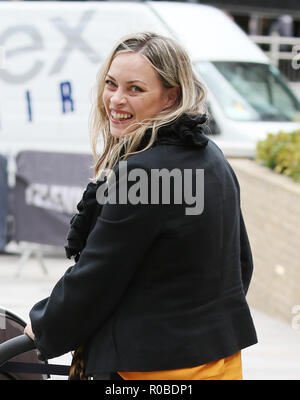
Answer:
top-left (165, 86), bottom-right (180, 109)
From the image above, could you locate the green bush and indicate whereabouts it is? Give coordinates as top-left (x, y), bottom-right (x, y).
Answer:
top-left (256, 130), bottom-right (300, 182)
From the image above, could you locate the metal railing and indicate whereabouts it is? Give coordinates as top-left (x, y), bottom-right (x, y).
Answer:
top-left (249, 33), bottom-right (300, 81)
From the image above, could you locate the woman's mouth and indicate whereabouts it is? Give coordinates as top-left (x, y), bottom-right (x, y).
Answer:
top-left (110, 110), bottom-right (134, 123)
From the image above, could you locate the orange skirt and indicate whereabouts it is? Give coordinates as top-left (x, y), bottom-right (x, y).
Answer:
top-left (118, 351), bottom-right (242, 380)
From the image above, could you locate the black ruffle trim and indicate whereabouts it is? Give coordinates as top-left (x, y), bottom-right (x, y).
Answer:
top-left (64, 181), bottom-right (101, 261)
top-left (137, 113), bottom-right (209, 150)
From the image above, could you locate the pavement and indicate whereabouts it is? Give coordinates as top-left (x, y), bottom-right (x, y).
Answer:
top-left (1, 242), bottom-right (300, 381)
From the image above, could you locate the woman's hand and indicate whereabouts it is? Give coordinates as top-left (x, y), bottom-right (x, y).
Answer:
top-left (24, 321), bottom-right (35, 341)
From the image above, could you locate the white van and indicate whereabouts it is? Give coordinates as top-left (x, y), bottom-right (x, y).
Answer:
top-left (1, 1), bottom-right (300, 163)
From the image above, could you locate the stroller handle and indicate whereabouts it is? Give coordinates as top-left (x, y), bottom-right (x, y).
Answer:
top-left (0, 334), bottom-right (36, 366)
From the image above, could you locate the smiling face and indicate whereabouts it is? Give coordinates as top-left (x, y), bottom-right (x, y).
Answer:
top-left (102, 52), bottom-right (178, 138)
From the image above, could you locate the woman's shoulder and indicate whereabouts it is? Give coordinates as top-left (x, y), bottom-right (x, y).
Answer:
top-left (123, 113), bottom-right (210, 169)
top-left (123, 144), bottom-right (170, 172)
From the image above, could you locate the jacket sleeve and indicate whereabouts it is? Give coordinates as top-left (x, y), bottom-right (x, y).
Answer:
top-left (240, 210), bottom-right (254, 296)
top-left (29, 162), bottom-right (165, 359)
top-left (226, 161), bottom-right (254, 296)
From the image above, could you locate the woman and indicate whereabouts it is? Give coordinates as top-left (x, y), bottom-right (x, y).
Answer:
top-left (24, 32), bottom-right (257, 380)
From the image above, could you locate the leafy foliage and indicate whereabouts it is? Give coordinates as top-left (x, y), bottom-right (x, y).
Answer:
top-left (256, 130), bottom-right (300, 182)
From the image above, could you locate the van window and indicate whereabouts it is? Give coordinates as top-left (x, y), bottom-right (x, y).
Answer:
top-left (195, 61), bottom-right (300, 122)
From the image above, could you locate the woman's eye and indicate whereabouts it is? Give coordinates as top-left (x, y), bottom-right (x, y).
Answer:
top-left (131, 86), bottom-right (143, 93)
top-left (105, 79), bottom-right (116, 87)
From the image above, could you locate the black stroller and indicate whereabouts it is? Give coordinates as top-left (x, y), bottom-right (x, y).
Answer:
top-left (0, 308), bottom-right (70, 380)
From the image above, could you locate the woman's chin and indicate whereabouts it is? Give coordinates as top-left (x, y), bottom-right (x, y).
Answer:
top-left (110, 124), bottom-right (134, 138)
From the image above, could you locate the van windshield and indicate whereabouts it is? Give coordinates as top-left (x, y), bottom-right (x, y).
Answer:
top-left (195, 61), bottom-right (300, 122)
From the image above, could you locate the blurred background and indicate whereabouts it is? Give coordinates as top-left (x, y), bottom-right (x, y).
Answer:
top-left (0, 0), bottom-right (300, 380)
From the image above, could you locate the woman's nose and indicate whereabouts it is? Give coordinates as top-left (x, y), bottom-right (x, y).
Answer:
top-left (110, 88), bottom-right (127, 107)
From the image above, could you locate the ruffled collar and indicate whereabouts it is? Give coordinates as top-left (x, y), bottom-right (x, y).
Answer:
top-left (136, 113), bottom-right (209, 150)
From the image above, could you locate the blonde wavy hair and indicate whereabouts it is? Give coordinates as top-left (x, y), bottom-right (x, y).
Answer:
top-left (89, 31), bottom-right (207, 182)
